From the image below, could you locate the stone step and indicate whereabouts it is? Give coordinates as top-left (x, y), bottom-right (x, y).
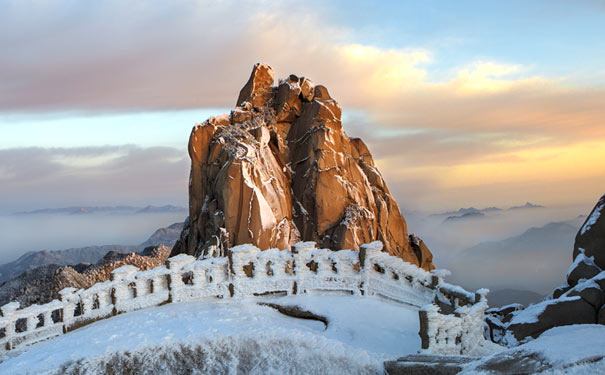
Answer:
top-left (385, 354), bottom-right (477, 375)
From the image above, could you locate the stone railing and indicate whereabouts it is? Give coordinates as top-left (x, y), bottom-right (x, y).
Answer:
top-left (418, 283), bottom-right (490, 355)
top-left (0, 241), bottom-right (480, 355)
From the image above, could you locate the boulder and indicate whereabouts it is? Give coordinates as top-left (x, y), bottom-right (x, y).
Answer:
top-left (486, 303), bottom-right (524, 318)
top-left (507, 296), bottom-right (596, 342)
top-left (574, 194), bottom-right (605, 269)
top-left (599, 305), bottom-right (605, 325)
top-left (566, 251), bottom-right (602, 287)
top-left (551, 284), bottom-right (571, 299)
top-left (564, 281), bottom-right (604, 310)
top-left (170, 64), bottom-right (435, 271)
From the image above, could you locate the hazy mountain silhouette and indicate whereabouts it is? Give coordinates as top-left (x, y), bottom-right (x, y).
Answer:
top-left (0, 222), bottom-right (183, 283)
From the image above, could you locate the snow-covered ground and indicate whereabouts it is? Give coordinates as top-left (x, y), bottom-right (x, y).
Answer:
top-left (461, 325), bottom-right (605, 374)
top-left (0, 295), bottom-right (421, 374)
top-left (4, 293), bottom-right (603, 374)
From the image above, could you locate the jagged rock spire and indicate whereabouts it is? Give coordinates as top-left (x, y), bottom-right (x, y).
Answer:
top-left (171, 63), bottom-right (435, 271)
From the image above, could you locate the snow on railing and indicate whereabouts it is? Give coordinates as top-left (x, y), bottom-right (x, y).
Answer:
top-left (0, 241), bottom-right (481, 356)
top-left (418, 286), bottom-right (490, 355)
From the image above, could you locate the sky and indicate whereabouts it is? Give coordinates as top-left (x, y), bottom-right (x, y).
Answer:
top-left (1, 0), bottom-right (604, 214)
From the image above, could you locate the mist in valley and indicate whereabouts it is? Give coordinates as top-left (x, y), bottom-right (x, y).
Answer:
top-left (0, 211), bottom-right (186, 264)
top-left (404, 203), bottom-right (592, 296)
top-left (0, 199), bottom-right (595, 302)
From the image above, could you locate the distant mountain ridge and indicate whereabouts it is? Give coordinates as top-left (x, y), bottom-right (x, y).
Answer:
top-left (433, 202), bottom-right (544, 221)
top-left (443, 211), bottom-right (485, 222)
top-left (447, 219), bottom-right (582, 294)
top-left (14, 205), bottom-right (186, 215)
top-left (487, 289), bottom-right (544, 307)
top-left (508, 202), bottom-right (544, 210)
top-left (0, 222), bottom-right (183, 284)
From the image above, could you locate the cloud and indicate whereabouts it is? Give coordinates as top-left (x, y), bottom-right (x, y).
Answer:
top-left (0, 146), bottom-right (189, 212)
top-left (1, 0), bottom-right (603, 211)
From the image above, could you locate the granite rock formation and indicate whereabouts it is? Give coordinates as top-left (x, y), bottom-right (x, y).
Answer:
top-left (171, 63), bottom-right (434, 271)
top-left (574, 194), bottom-right (605, 269)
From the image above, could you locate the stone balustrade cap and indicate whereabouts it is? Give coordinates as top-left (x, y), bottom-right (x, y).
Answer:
top-left (1, 301), bottom-right (20, 315)
top-left (291, 241), bottom-right (317, 253)
top-left (59, 287), bottom-right (78, 296)
top-left (419, 304), bottom-right (440, 313)
top-left (230, 244), bottom-right (261, 254)
top-left (111, 265), bottom-right (140, 279)
top-left (165, 254), bottom-right (196, 270)
top-left (431, 269), bottom-right (451, 278)
top-left (139, 264), bottom-right (169, 276)
top-left (360, 241), bottom-right (383, 253)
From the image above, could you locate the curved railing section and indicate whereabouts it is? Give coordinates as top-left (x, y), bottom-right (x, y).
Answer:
top-left (0, 241), bottom-right (488, 356)
top-left (418, 280), bottom-right (490, 355)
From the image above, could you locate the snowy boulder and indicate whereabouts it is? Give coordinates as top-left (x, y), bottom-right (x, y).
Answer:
top-left (486, 303), bottom-right (524, 317)
top-left (506, 296), bottom-right (596, 342)
top-left (566, 251), bottom-right (602, 287)
top-left (563, 279), bottom-right (604, 310)
top-left (599, 305), bottom-right (605, 324)
top-left (550, 283), bottom-right (571, 299)
top-left (574, 194), bottom-right (605, 269)
top-left (465, 325), bottom-right (605, 374)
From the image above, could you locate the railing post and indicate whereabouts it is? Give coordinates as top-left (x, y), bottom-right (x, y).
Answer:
top-left (43, 310), bottom-right (53, 328)
top-left (291, 242), bottom-right (316, 294)
top-left (474, 288), bottom-right (489, 304)
top-left (59, 287), bottom-right (78, 332)
top-left (359, 241), bottom-right (383, 296)
top-left (229, 245), bottom-right (261, 297)
top-left (1, 302), bottom-right (19, 350)
top-left (110, 265), bottom-right (141, 313)
top-left (418, 304), bottom-right (439, 351)
top-left (165, 254), bottom-right (195, 303)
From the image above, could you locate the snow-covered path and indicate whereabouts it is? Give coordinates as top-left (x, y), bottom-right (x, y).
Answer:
top-left (0, 295), bottom-right (421, 374)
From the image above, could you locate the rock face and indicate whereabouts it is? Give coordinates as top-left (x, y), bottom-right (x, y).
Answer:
top-left (171, 63), bottom-right (435, 271)
top-left (574, 194), bottom-right (605, 269)
top-left (486, 194), bottom-right (605, 344)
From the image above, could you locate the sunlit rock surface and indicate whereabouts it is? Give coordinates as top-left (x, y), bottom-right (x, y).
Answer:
top-left (171, 63), bottom-right (434, 271)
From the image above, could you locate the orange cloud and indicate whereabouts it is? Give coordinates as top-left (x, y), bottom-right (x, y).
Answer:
top-left (1, 1), bottom-right (603, 209)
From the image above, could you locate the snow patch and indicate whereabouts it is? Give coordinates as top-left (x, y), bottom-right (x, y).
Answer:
top-left (508, 296), bottom-right (581, 325)
top-left (580, 199), bottom-right (604, 235)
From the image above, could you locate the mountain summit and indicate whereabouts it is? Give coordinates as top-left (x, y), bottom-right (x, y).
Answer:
top-left (171, 63), bottom-right (434, 270)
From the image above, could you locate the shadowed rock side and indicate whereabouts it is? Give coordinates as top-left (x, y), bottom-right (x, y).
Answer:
top-left (574, 194), bottom-right (605, 268)
top-left (171, 63), bottom-right (435, 271)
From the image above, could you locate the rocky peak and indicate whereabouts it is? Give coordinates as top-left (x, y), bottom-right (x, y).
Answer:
top-left (171, 63), bottom-right (435, 271)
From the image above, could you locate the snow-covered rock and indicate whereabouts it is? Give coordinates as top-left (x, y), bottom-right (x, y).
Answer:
top-left (462, 325), bottom-right (605, 374)
top-left (566, 250), bottom-right (602, 287)
top-left (574, 194), bottom-right (605, 269)
top-left (505, 296), bottom-right (596, 344)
